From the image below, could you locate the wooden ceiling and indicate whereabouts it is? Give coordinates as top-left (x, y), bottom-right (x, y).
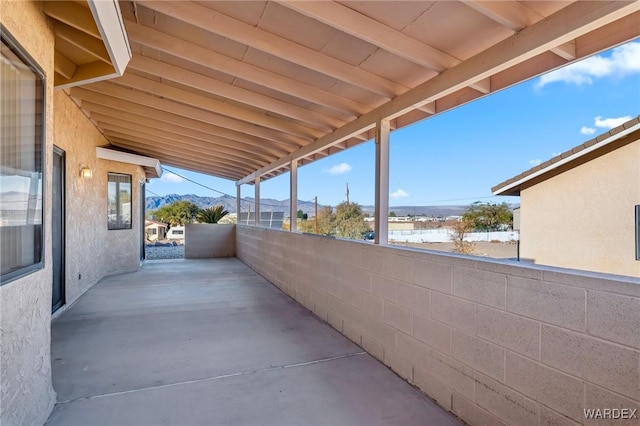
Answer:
top-left (67, 1), bottom-right (640, 182)
top-left (45, 0), bottom-right (130, 88)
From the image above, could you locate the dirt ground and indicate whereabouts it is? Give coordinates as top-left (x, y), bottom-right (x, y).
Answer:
top-left (391, 241), bottom-right (518, 260)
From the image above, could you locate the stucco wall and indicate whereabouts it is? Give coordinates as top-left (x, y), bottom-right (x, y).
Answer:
top-left (1, 3), bottom-right (145, 425)
top-left (237, 226), bottom-right (640, 426)
top-left (0, 2), bottom-right (57, 425)
top-left (53, 91), bottom-right (145, 304)
top-left (520, 137), bottom-right (640, 277)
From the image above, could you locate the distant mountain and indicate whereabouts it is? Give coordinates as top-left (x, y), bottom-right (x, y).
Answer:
top-left (145, 194), bottom-right (518, 218)
top-left (145, 193), bottom-right (318, 215)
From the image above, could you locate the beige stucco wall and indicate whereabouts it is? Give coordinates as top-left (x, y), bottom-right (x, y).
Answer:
top-left (0, 2), bottom-right (57, 425)
top-left (0, 2), bottom-right (145, 425)
top-left (237, 226), bottom-right (640, 426)
top-left (53, 91), bottom-right (145, 304)
top-left (520, 138), bottom-right (640, 277)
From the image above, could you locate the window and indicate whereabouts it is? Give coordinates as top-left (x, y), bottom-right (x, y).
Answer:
top-left (107, 173), bottom-right (132, 230)
top-left (172, 230), bottom-right (184, 235)
top-left (1, 28), bottom-right (45, 284)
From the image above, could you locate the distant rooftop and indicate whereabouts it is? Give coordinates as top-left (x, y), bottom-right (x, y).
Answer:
top-left (492, 116), bottom-right (640, 196)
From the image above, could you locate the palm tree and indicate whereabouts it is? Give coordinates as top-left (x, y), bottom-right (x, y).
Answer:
top-left (196, 205), bottom-right (229, 223)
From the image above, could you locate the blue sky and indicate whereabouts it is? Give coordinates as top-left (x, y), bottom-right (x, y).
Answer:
top-left (149, 39), bottom-right (640, 208)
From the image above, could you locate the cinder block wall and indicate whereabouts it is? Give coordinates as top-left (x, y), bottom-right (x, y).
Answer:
top-left (237, 226), bottom-right (639, 425)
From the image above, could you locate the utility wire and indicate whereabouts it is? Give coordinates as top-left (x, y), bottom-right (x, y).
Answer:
top-left (159, 167), bottom-right (286, 208)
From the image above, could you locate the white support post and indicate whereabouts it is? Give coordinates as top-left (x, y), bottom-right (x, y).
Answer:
top-left (374, 119), bottom-right (390, 245)
top-left (289, 159), bottom-right (298, 232)
top-left (254, 176), bottom-right (260, 227)
top-left (236, 184), bottom-right (241, 224)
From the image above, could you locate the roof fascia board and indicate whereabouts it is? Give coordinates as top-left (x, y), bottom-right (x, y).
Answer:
top-left (87, 0), bottom-right (131, 75)
top-left (96, 146), bottom-right (162, 178)
top-left (237, 0), bottom-right (639, 186)
top-left (493, 122), bottom-right (640, 195)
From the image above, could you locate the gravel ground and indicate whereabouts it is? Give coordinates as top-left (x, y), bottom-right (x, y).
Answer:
top-left (145, 245), bottom-right (184, 260)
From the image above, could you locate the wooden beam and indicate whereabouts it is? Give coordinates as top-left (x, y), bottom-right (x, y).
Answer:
top-left (84, 103), bottom-right (279, 160)
top-left (111, 73), bottom-right (320, 140)
top-left (106, 136), bottom-right (255, 176)
top-left (136, 1), bottom-right (405, 97)
top-left (55, 22), bottom-right (111, 64)
top-left (93, 113), bottom-right (274, 165)
top-left (552, 42), bottom-right (577, 61)
top-left (238, 0), bottom-right (640, 185)
top-left (70, 85), bottom-right (306, 149)
top-left (80, 100), bottom-right (288, 158)
top-left (125, 21), bottom-right (367, 117)
top-left (99, 124), bottom-right (265, 169)
top-left (280, 1), bottom-right (459, 71)
top-left (54, 50), bottom-right (76, 79)
top-left (461, 0), bottom-right (578, 61)
top-left (44, 1), bottom-right (101, 39)
top-left (54, 61), bottom-right (115, 88)
top-left (109, 141), bottom-right (243, 181)
top-left (128, 55), bottom-right (343, 130)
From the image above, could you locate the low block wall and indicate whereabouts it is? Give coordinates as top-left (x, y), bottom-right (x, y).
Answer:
top-left (185, 224), bottom-right (236, 258)
top-left (236, 226), bottom-right (639, 425)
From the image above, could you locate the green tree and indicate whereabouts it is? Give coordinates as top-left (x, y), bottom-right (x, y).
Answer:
top-left (150, 201), bottom-right (200, 227)
top-left (297, 209), bottom-right (308, 220)
top-left (462, 202), bottom-right (513, 231)
top-left (299, 206), bottom-right (334, 235)
top-left (388, 211), bottom-right (397, 217)
top-left (196, 205), bottom-right (229, 223)
top-left (334, 202), bottom-right (369, 239)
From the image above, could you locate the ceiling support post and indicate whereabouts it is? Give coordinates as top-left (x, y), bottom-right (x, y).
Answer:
top-left (254, 176), bottom-right (260, 227)
top-left (374, 119), bottom-right (390, 245)
top-left (290, 159), bottom-right (298, 232)
top-left (236, 184), bottom-right (242, 225)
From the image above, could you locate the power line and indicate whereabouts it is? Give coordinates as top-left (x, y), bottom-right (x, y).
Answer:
top-left (159, 167), bottom-right (286, 208)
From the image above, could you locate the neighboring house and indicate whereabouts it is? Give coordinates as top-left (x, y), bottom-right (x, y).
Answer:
top-left (166, 226), bottom-right (186, 241)
top-left (493, 117), bottom-right (640, 277)
top-left (145, 220), bottom-right (167, 241)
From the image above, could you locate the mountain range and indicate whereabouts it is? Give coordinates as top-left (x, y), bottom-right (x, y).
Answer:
top-left (144, 194), bottom-right (510, 217)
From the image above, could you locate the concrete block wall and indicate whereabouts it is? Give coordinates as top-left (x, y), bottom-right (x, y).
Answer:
top-left (236, 226), bottom-right (640, 426)
top-left (185, 224), bottom-right (236, 258)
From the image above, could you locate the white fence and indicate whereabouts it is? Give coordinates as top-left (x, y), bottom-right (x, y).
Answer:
top-left (388, 229), bottom-right (519, 243)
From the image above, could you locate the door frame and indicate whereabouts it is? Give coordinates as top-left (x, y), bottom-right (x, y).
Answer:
top-left (52, 145), bottom-right (66, 313)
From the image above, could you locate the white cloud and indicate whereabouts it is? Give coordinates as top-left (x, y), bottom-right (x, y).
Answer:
top-left (160, 172), bottom-right (184, 183)
top-left (324, 162), bottom-right (352, 175)
top-left (551, 152), bottom-right (562, 157)
top-left (536, 41), bottom-right (640, 88)
top-left (581, 126), bottom-right (596, 135)
top-left (594, 115), bottom-right (633, 129)
top-left (529, 159), bottom-right (542, 167)
top-left (390, 188), bottom-right (409, 199)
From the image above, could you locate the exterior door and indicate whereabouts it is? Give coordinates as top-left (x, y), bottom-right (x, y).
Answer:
top-left (52, 146), bottom-right (65, 312)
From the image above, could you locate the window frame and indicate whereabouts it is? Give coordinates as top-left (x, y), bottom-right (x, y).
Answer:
top-left (635, 204), bottom-right (640, 260)
top-left (107, 172), bottom-right (133, 230)
top-left (0, 26), bottom-right (46, 285)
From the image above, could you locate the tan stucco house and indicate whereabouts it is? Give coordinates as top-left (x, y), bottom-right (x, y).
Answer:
top-left (493, 117), bottom-right (640, 277)
top-left (144, 220), bottom-right (167, 241)
top-left (2, 1), bottom-right (639, 425)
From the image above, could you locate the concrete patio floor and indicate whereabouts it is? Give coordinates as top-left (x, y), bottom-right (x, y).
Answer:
top-left (46, 258), bottom-right (461, 426)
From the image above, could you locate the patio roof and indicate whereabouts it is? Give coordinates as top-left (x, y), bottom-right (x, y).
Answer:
top-left (66, 1), bottom-right (640, 182)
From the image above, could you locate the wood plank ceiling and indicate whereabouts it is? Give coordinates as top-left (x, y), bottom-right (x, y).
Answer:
top-left (67, 1), bottom-right (640, 182)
